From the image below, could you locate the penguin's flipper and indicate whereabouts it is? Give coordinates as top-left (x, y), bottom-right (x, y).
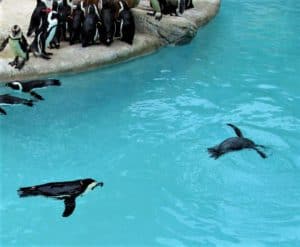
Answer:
top-left (0, 107), bottom-right (7, 115)
top-left (0, 37), bottom-right (9, 52)
top-left (227, 123), bottom-right (244, 138)
top-left (62, 197), bottom-right (76, 217)
top-left (30, 91), bottom-right (44, 100)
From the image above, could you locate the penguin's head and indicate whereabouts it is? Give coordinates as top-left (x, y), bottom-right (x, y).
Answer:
top-left (5, 81), bottom-right (22, 91)
top-left (82, 178), bottom-right (104, 194)
top-left (11, 25), bottom-right (21, 38)
top-left (52, 0), bottom-right (58, 11)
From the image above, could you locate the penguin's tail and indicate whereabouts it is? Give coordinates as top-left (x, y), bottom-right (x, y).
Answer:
top-left (207, 146), bottom-right (221, 159)
top-left (17, 186), bottom-right (41, 197)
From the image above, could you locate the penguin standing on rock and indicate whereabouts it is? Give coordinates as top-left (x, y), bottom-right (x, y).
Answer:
top-left (116, 0), bottom-right (135, 45)
top-left (30, 4), bottom-right (59, 59)
top-left (81, 4), bottom-right (101, 47)
top-left (69, 3), bottom-right (85, 45)
top-left (5, 79), bottom-right (61, 101)
top-left (0, 25), bottom-right (29, 70)
top-left (27, 0), bottom-right (48, 37)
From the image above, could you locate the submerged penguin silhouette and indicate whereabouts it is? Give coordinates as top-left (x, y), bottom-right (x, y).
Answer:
top-left (0, 94), bottom-right (34, 115)
top-left (18, 178), bottom-right (104, 217)
top-left (208, 123), bottom-right (267, 159)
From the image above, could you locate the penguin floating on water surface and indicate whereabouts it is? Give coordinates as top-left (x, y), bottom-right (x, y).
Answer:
top-left (18, 178), bottom-right (104, 217)
top-left (0, 25), bottom-right (29, 70)
top-left (208, 123), bottom-right (267, 159)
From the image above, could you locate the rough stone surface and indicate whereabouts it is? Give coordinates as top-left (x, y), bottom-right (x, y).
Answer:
top-left (0, 0), bottom-right (220, 82)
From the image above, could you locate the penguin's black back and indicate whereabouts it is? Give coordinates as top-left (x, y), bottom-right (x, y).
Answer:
top-left (21, 79), bottom-right (61, 92)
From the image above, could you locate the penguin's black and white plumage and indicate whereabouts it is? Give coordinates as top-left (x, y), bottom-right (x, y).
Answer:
top-left (0, 94), bottom-right (34, 115)
top-left (30, 8), bottom-right (59, 59)
top-left (18, 178), bottom-right (104, 217)
top-left (81, 4), bottom-right (101, 47)
top-left (116, 0), bottom-right (135, 45)
top-left (0, 25), bottom-right (29, 70)
top-left (208, 124), bottom-right (267, 159)
top-left (5, 79), bottom-right (61, 100)
top-left (27, 0), bottom-right (49, 37)
top-left (69, 2), bottom-right (85, 45)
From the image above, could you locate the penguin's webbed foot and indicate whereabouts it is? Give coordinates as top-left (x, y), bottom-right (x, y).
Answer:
top-left (155, 13), bottom-right (163, 21)
top-left (44, 52), bottom-right (53, 56)
top-left (9, 57), bottom-right (18, 67)
top-left (15, 62), bottom-right (25, 70)
top-left (41, 54), bottom-right (51, 60)
top-left (8, 61), bottom-right (16, 67)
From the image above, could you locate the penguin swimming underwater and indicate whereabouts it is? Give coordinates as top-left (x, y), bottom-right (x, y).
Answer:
top-left (6, 79), bottom-right (61, 100)
top-left (208, 123), bottom-right (267, 159)
top-left (0, 25), bottom-right (29, 70)
top-left (0, 94), bottom-right (34, 115)
top-left (18, 178), bottom-right (104, 217)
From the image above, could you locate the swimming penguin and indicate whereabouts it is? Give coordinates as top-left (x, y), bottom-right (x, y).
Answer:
top-left (208, 123), bottom-right (267, 159)
top-left (30, 7), bottom-right (59, 59)
top-left (0, 25), bottom-right (29, 70)
top-left (5, 79), bottom-right (61, 100)
top-left (0, 94), bottom-right (34, 115)
top-left (18, 178), bottom-right (104, 217)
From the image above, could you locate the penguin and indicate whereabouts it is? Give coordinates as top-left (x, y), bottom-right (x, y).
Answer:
top-left (55, 0), bottom-right (72, 43)
top-left (99, 3), bottom-right (116, 46)
top-left (30, 7), bottom-right (59, 59)
top-left (0, 25), bottom-right (29, 70)
top-left (208, 123), bottom-right (267, 159)
top-left (18, 178), bottom-right (104, 217)
top-left (69, 2), bottom-right (85, 45)
top-left (27, 0), bottom-right (49, 37)
top-left (5, 79), bottom-right (61, 100)
top-left (81, 4), bottom-right (101, 47)
top-left (116, 0), bottom-right (135, 45)
top-left (0, 94), bottom-right (34, 115)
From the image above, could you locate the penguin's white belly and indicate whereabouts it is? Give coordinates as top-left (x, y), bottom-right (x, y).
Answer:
top-left (46, 25), bottom-right (57, 48)
top-left (9, 40), bottom-right (26, 59)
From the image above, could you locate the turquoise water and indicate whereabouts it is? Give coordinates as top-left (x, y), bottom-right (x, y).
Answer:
top-left (1, 0), bottom-right (300, 246)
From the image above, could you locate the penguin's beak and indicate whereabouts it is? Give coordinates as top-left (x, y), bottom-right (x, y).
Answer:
top-left (92, 182), bottom-right (104, 190)
top-left (96, 182), bottom-right (104, 187)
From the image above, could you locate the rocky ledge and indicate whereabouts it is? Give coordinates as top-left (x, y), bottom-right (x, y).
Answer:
top-left (0, 0), bottom-right (220, 82)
